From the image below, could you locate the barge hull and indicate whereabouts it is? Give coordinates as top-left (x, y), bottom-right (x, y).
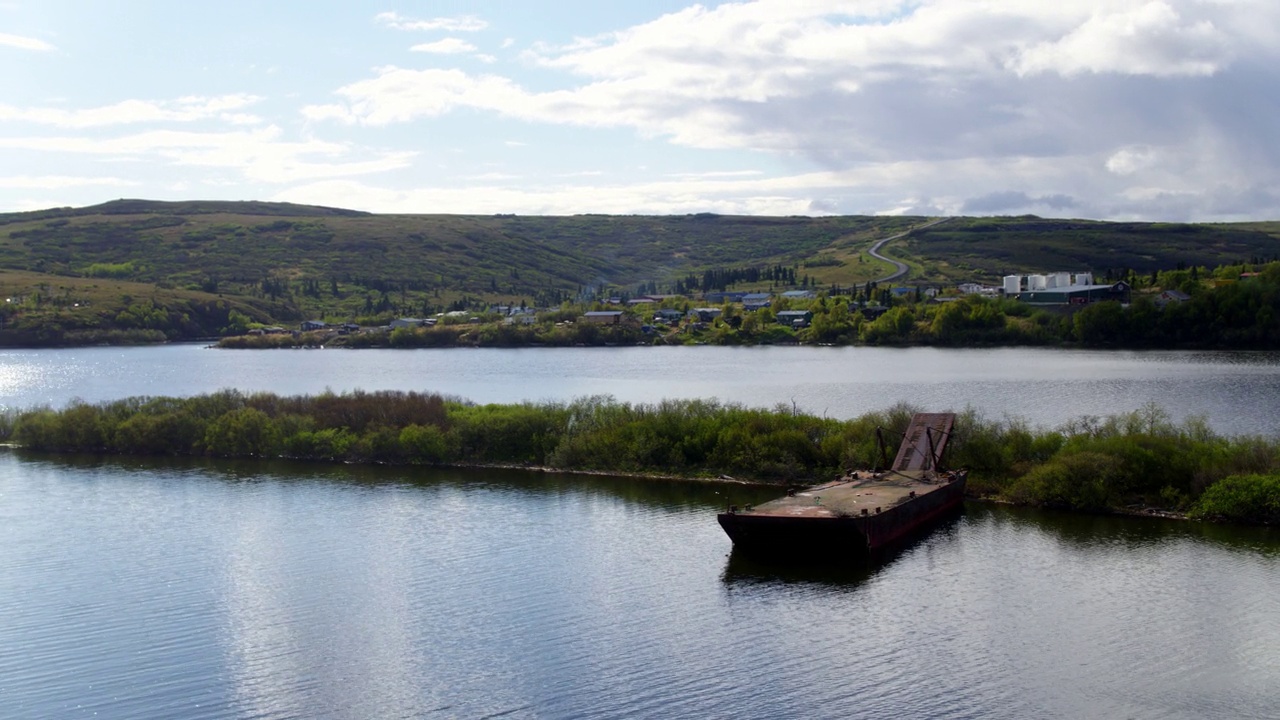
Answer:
top-left (717, 476), bottom-right (964, 557)
top-left (717, 413), bottom-right (965, 560)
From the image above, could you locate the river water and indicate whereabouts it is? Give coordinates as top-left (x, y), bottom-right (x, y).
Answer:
top-left (1, 346), bottom-right (1279, 719)
top-left (4, 344), bottom-right (1280, 434)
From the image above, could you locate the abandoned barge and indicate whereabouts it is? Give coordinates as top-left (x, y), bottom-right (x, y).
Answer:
top-left (717, 413), bottom-right (965, 558)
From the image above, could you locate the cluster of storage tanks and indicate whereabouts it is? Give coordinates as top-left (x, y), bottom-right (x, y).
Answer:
top-left (1002, 272), bottom-right (1094, 294)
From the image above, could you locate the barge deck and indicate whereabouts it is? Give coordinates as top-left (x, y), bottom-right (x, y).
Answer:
top-left (717, 413), bottom-right (965, 558)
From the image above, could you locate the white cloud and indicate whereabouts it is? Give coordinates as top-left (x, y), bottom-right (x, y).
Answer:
top-left (0, 126), bottom-right (415, 184)
top-left (1008, 2), bottom-right (1229, 77)
top-left (316, 2), bottom-right (1277, 148)
top-left (0, 175), bottom-right (137, 189)
top-left (299, 0), bottom-right (1280, 219)
top-left (0, 94), bottom-right (264, 128)
top-left (410, 38), bottom-right (477, 54)
top-left (667, 170), bottom-right (765, 179)
top-left (272, 177), bottom-right (827, 216)
top-left (0, 31), bottom-right (53, 51)
top-left (466, 172), bottom-right (521, 181)
top-left (302, 68), bottom-right (525, 126)
top-left (1106, 146), bottom-right (1160, 176)
top-left (375, 11), bottom-right (487, 32)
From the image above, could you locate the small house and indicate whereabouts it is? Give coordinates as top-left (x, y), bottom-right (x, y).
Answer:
top-left (776, 310), bottom-right (813, 328)
top-left (300, 320), bottom-right (327, 332)
top-left (781, 289), bottom-right (815, 300)
top-left (583, 310), bottom-right (625, 325)
top-left (855, 304), bottom-right (889, 320)
top-left (1155, 289), bottom-right (1191, 307)
top-left (742, 292), bottom-right (772, 310)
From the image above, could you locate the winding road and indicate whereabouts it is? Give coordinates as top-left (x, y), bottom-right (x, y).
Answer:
top-left (867, 216), bottom-right (952, 283)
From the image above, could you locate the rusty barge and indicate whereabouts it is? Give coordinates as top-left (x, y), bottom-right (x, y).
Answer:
top-left (717, 413), bottom-right (965, 558)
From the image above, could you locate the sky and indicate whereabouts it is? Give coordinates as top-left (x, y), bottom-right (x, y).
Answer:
top-left (2, 0), bottom-right (1279, 220)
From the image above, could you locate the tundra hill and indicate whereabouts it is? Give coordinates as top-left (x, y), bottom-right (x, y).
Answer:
top-left (2, 200), bottom-right (1280, 344)
top-left (0, 200), bottom-right (917, 310)
top-left (895, 216), bottom-right (1280, 282)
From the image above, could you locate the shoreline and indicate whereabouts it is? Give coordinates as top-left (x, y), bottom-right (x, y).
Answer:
top-left (0, 444), bottom-right (1202, 524)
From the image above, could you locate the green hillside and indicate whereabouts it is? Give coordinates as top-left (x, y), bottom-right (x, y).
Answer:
top-left (2, 199), bottom-right (1279, 344)
top-left (894, 216), bottom-right (1280, 282)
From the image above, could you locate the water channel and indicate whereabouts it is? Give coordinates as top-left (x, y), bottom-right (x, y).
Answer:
top-left (5, 344), bottom-right (1280, 435)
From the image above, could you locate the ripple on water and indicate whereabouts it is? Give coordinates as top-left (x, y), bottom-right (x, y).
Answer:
top-left (1, 458), bottom-right (1278, 719)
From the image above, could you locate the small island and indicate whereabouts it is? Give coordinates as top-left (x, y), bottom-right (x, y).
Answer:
top-left (3, 390), bottom-right (1277, 525)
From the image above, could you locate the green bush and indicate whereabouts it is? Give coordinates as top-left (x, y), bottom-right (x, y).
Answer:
top-left (1189, 474), bottom-right (1280, 524)
top-left (1004, 451), bottom-right (1123, 511)
top-left (201, 407), bottom-right (281, 457)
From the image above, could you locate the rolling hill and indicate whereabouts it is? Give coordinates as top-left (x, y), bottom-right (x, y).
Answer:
top-left (1, 199), bottom-right (1278, 343)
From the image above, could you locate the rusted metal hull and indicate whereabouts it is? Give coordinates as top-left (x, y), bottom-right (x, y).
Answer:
top-left (719, 413), bottom-right (966, 560)
top-left (717, 474), bottom-right (965, 559)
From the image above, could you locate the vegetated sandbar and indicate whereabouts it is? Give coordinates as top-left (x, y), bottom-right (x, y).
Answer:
top-left (3, 390), bottom-right (1278, 525)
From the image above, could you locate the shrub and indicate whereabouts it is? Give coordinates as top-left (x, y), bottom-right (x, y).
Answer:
top-left (1003, 451), bottom-right (1123, 511)
top-left (1189, 474), bottom-right (1280, 524)
top-left (201, 407), bottom-right (281, 457)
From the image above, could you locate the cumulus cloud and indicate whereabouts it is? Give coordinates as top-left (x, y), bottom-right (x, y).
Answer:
top-left (0, 31), bottom-right (53, 51)
top-left (300, 0), bottom-right (1280, 219)
top-left (1106, 146), bottom-right (1160, 176)
top-left (1007, 2), bottom-right (1229, 77)
top-left (410, 38), bottom-right (477, 54)
top-left (375, 12), bottom-right (487, 32)
top-left (0, 175), bottom-right (137, 189)
top-left (0, 125), bottom-right (415, 184)
top-left (272, 176), bottom-right (831, 216)
top-left (0, 94), bottom-right (264, 128)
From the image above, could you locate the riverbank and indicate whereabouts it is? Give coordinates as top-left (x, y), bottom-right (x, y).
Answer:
top-left (3, 390), bottom-right (1277, 525)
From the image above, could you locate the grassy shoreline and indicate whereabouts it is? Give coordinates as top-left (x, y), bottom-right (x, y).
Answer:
top-left (2, 391), bottom-right (1277, 525)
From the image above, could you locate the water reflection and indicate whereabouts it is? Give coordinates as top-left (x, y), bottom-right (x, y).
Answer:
top-left (3, 450), bottom-right (1279, 720)
top-left (11, 449), bottom-right (772, 509)
top-left (721, 549), bottom-right (879, 588)
top-left (968, 502), bottom-right (1280, 556)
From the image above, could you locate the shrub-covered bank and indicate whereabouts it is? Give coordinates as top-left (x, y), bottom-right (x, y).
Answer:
top-left (2, 393), bottom-right (1277, 524)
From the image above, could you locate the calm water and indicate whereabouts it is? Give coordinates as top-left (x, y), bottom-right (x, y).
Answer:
top-left (2, 346), bottom-right (1280, 718)
top-left (1, 453), bottom-right (1277, 719)
top-left (4, 344), bottom-right (1280, 434)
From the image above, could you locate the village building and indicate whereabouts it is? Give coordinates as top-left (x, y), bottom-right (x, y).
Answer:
top-left (780, 289), bottom-right (816, 300)
top-left (1155, 289), bottom-right (1192, 307)
top-left (776, 310), bottom-right (813, 328)
top-left (583, 310), bottom-right (625, 325)
top-left (390, 318), bottom-right (427, 329)
top-left (1003, 273), bottom-right (1131, 305)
